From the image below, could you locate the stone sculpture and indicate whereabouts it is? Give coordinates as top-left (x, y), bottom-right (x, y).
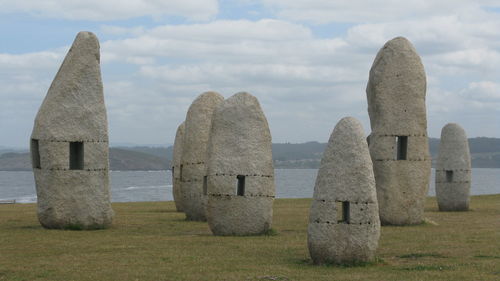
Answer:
top-left (206, 92), bottom-right (275, 235)
top-left (436, 123), bottom-right (471, 211)
top-left (181, 91), bottom-right (224, 221)
top-left (366, 36), bottom-right (431, 225)
top-left (308, 117), bottom-right (380, 264)
top-left (172, 122), bottom-right (185, 212)
top-left (30, 31), bottom-right (114, 229)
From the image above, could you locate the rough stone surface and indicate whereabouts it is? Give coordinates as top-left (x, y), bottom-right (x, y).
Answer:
top-left (181, 91), bottom-right (224, 221)
top-left (206, 92), bottom-right (275, 235)
top-left (308, 117), bottom-right (380, 265)
top-left (366, 36), bottom-right (431, 225)
top-left (436, 123), bottom-right (471, 211)
top-left (30, 31), bottom-right (114, 229)
top-left (172, 122), bottom-right (185, 212)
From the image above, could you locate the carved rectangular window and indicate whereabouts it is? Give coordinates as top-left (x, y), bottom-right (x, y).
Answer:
top-left (236, 175), bottom-right (245, 196)
top-left (69, 142), bottom-right (84, 170)
top-left (336, 201), bottom-right (350, 224)
top-left (31, 139), bottom-right (41, 169)
top-left (203, 176), bottom-right (208, 195)
top-left (396, 136), bottom-right (408, 160)
top-left (446, 170), bottom-right (453, 183)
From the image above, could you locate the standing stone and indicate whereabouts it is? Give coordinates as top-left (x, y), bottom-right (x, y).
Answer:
top-left (308, 117), bottom-right (380, 264)
top-left (206, 92), bottom-right (275, 235)
top-left (436, 123), bottom-right (471, 211)
top-left (30, 31), bottom-right (114, 229)
top-left (182, 92), bottom-right (224, 221)
top-left (172, 122), bottom-right (185, 212)
top-left (366, 36), bottom-right (431, 225)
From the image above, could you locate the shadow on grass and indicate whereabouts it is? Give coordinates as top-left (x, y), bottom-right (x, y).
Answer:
top-left (18, 225), bottom-right (42, 230)
top-left (291, 257), bottom-right (386, 268)
top-left (474, 255), bottom-right (500, 259)
top-left (397, 252), bottom-right (447, 259)
top-left (397, 265), bottom-right (453, 271)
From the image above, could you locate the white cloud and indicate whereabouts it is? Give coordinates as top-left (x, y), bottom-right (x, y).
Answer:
top-left (0, 0), bottom-right (218, 21)
top-left (261, 0), bottom-right (500, 24)
top-left (3, 1), bottom-right (500, 146)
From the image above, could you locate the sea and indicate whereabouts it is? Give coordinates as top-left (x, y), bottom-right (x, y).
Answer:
top-left (0, 169), bottom-right (498, 203)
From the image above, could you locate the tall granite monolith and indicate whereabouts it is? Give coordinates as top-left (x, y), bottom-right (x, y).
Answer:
top-left (30, 31), bottom-right (114, 229)
top-left (308, 117), bottom-right (380, 264)
top-left (206, 92), bottom-right (275, 235)
top-left (366, 36), bottom-right (431, 225)
top-left (436, 123), bottom-right (471, 211)
top-left (181, 92), bottom-right (224, 221)
top-left (172, 122), bottom-right (185, 212)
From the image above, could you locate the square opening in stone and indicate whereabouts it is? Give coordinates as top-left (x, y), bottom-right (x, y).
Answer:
top-left (31, 139), bottom-right (41, 169)
top-left (203, 175), bottom-right (208, 195)
top-left (395, 136), bottom-right (408, 160)
top-left (236, 175), bottom-right (245, 196)
top-left (336, 201), bottom-right (350, 224)
top-left (446, 170), bottom-right (453, 183)
top-left (69, 142), bottom-right (84, 170)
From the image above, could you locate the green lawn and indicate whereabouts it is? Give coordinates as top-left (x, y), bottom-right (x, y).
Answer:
top-left (1, 195), bottom-right (500, 280)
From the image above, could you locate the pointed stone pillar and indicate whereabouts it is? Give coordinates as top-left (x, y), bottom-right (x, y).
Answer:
top-left (308, 117), bottom-right (380, 264)
top-left (30, 31), bottom-right (114, 230)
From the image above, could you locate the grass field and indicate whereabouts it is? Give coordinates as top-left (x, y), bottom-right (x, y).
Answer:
top-left (1, 195), bottom-right (500, 281)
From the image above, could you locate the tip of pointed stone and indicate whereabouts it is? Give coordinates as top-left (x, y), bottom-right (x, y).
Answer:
top-left (70, 31), bottom-right (100, 61)
top-left (74, 31), bottom-right (99, 46)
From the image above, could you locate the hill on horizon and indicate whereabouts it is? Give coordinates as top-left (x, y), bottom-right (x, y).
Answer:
top-left (0, 137), bottom-right (499, 170)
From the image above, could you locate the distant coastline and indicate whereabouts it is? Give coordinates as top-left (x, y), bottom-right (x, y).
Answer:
top-left (1, 137), bottom-right (500, 171)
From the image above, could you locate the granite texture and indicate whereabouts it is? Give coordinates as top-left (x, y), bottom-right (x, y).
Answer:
top-left (436, 123), bottom-right (471, 211)
top-left (308, 117), bottom-right (380, 264)
top-left (172, 122), bottom-right (185, 212)
top-left (181, 91), bottom-right (224, 221)
top-left (30, 31), bottom-right (113, 230)
top-left (366, 37), bottom-right (431, 225)
top-left (206, 92), bottom-right (275, 235)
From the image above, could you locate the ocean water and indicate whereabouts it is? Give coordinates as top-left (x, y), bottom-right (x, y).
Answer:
top-left (0, 169), bottom-right (498, 203)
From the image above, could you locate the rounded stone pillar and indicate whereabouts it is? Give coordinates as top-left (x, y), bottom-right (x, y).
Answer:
top-left (206, 92), bottom-right (275, 235)
top-left (436, 123), bottom-right (471, 211)
top-left (366, 37), bottom-right (431, 225)
top-left (181, 92), bottom-right (224, 221)
top-left (172, 122), bottom-right (185, 212)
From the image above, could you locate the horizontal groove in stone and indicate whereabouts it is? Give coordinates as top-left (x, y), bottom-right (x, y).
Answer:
top-left (312, 220), bottom-right (374, 225)
top-left (208, 193), bottom-right (275, 198)
top-left (435, 169), bottom-right (471, 172)
top-left (41, 168), bottom-right (108, 171)
top-left (374, 158), bottom-right (431, 161)
top-left (38, 139), bottom-right (108, 143)
top-left (315, 199), bottom-right (374, 204)
top-left (180, 162), bottom-right (204, 166)
top-left (209, 174), bottom-right (273, 178)
top-left (435, 181), bottom-right (471, 184)
top-left (370, 134), bottom-right (428, 137)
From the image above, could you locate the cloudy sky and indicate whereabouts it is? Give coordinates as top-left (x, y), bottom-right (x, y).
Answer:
top-left (1, 0), bottom-right (500, 147)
